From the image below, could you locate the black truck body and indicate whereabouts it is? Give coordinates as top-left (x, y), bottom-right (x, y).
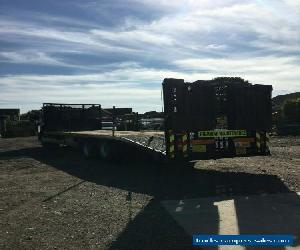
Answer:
top-left (163, 78), bottom-right (272, 160)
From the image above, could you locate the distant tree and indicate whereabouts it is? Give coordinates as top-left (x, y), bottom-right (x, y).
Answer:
top-left (20, 110), bottom-right (41, 122)
top-left (213, 77), bottom-right (251, 85)
top-left (282, 99), bottom-right (300, 123)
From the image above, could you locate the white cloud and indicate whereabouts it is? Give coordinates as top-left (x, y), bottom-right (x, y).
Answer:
top-left (0, 51), bottom-right (64, 65)
top-left (0, 0), bottom-right (299, 112)
top-left (283, 0), bottom-right (300, 10)
top-left (175, 56), bottom-right (300, 94)
top-left (1, 60), bottom-right (299, 113)
top-left (175, 56), bottom-right (299, 73)
top-left (0, 20), bottom-right (137, 54)
top-left (90, 29), bottom-right (174, 47)
top-left (0, 80), bottom-right (162, 113)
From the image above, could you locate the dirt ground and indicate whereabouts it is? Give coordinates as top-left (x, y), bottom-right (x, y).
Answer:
top-left (196, 136), bottom-right (300, 193)
top-left (0, 136), bottom-right (299, 250)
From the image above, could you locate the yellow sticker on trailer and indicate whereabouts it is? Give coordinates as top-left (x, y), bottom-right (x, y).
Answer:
top-left (198, 130), bottom-right (247, 138)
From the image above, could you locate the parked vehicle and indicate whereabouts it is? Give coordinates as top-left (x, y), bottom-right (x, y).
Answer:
top-left (38, 77), bottom-right (273, 162)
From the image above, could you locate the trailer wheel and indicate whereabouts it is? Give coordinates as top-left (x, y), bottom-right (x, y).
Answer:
top-left (82, 142), bottom-right (94, 159)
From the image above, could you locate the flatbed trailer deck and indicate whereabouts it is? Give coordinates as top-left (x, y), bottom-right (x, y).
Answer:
top-left (41, 130), bottom-right (166, 161)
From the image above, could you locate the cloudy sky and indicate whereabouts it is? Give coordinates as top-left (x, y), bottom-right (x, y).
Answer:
top-left (0, 0), bottom-right (299, 113)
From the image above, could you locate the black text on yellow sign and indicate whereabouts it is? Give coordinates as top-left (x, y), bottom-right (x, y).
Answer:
top-left (198, 130), bottom-right (247, 138)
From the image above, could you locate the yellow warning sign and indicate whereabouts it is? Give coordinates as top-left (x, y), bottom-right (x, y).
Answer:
top-left (198, 130), bottom-right (247, 138)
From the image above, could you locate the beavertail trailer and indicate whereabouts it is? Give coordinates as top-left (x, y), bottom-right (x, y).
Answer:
top-left (39, 103), bottom-right (166, 162)
top-left (39, 77), bottom-right (272, 163)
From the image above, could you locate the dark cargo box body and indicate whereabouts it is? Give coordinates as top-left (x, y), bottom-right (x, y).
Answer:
top-left (162, 78), bottom-right (272, 160)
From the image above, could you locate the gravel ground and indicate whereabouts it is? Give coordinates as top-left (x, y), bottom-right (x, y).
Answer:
top-left (0, 136), bottom-right (299, 249)
top-left (195, 136), bottom-right (300, 193)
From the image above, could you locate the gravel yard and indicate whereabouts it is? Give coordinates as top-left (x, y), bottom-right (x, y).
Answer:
top-left (0, 136), bottom-right (299, 249)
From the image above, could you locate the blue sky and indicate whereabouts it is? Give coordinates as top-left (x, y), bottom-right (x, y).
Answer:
top-left (0, 0), bottom-right (299, 113)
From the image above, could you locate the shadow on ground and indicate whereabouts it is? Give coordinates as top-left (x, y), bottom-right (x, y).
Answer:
top-left (1, 146), bottom-right (299, 250)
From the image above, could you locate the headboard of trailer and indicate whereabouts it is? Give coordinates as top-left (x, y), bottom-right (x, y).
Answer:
top-left (42, 103), bottom-right (102, 132)
top-left (162, 78), bottom-right (272, 160)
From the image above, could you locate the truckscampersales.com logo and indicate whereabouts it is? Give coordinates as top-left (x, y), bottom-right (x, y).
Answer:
top-left (192, 235), bottom-right (294, 246)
